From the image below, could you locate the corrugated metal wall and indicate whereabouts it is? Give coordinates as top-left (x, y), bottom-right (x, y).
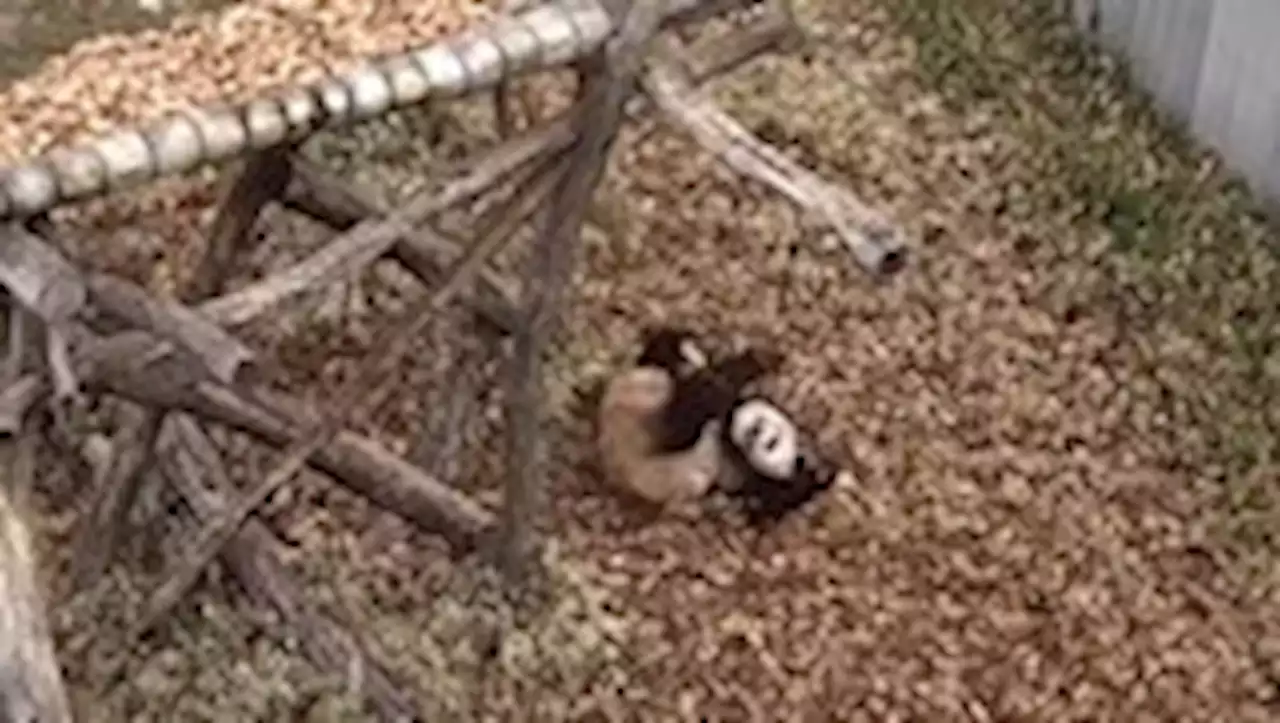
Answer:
top-left (1072, 0), bottom-right (1280, 203)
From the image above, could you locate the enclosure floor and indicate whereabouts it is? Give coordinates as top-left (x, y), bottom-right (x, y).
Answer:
top-left (14, 0), bottom-right (1280, 720)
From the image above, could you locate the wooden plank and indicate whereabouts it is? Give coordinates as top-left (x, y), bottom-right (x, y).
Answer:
top-left (1069, 0), bottom-right (1098, 31)
top-left (1216, 0), bottom-right (1274, 186)
top-left (1127, 1), bottom-right (1162, 100)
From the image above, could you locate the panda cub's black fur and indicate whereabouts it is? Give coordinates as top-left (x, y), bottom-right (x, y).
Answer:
top-left (634, 326), bottom-right (841, 526)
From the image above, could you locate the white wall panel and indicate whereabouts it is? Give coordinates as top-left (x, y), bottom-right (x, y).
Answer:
top-left (1072, 0), bottom-right (1280, 204)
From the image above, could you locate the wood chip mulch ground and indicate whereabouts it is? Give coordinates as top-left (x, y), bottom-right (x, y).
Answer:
top-left (7, 0), bottom-right (1278, 720)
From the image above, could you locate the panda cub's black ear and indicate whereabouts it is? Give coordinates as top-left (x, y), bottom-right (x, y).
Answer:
top-left (710, 347), bottom-right (783, 393)
top-left (636, 325), bottom-right (707, 373)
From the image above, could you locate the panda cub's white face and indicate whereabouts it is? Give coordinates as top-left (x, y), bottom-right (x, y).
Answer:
top-left (728, 398), bottom-right (799, 480)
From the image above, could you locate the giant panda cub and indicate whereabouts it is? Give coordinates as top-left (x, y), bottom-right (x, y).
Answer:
top-left (717, 392), bottom-right (841, 526)
top-left (594, 326), bottom-right (774, 507)
top-left (595, 325), bottom-right (840, 524)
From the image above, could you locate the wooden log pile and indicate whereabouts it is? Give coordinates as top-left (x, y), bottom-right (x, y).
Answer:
top-left (0, 0), bottom-right (908, 719)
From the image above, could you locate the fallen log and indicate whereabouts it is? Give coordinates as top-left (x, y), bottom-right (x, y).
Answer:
top-left (0, 224), bottom-right (88, 399)
top-left (0, 225), bottom-right (86, 327)
top-left (85, 272), bottom-right (254, 385)
top-left (642, 56), bottom-right (907, 276)
top-left (68, 404), bottom-right (164, 587)
top-left (0, 375), bottom-right (44, 438)
top-left (681, 2), bottom-right (796, 83)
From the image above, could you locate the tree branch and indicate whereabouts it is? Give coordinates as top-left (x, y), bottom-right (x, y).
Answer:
top-left (0, 224), bottom-right (86, 326)
top-left (200, 114), bottom-right (566, 328)
top-left (68, 405), bottom-right (164, 587)
top-left (124, 151), bottom-right (561, 644)
top-left (681, 2), bottom-right (795, 83)
top-left (85, 272), bottom-right (254, 385)
top-left (0, 375), bottom-right (44, 438)
top-left (283, 158), bottom-right (522, 336)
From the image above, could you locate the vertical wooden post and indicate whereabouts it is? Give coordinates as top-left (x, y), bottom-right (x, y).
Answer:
top-left (497, 0), bottom-right (665, 586)
top-left (183, 147), bottom-right (293, 303)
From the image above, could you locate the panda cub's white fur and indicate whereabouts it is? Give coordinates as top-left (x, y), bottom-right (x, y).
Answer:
top-left (718, 391), bottom-right (841, 526)
top-left (728, 398), bottom-right (800, 480)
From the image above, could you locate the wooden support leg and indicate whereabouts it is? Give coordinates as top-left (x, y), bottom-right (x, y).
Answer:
top-left (184, 147), bottom-right (293, 303)
top-left (498, 0), bottom-right (666, 587)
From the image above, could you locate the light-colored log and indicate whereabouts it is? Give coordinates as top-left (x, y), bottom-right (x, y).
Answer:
top-left (643, 58), bottom-right (907, 275)
top-left (0, 488), bottom-right (73, 723)
top-left (0, 225), bottom-right (86, 326)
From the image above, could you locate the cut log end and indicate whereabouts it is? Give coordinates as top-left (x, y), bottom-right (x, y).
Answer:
top-left (878, 246), bottom-right (908, 277)
top-left (864, 229), bottom-right (909, 278)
